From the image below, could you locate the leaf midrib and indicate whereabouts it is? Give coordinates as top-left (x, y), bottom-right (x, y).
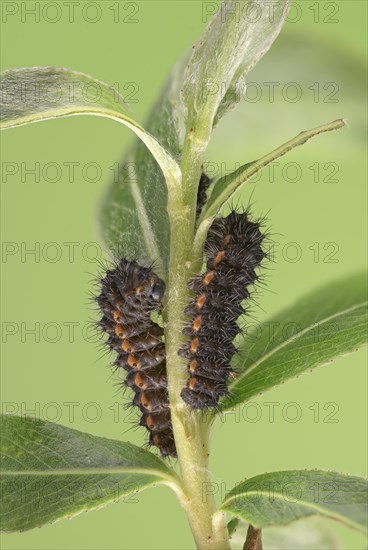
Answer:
top-left (232, 300), bottom-right (367, 384)
top-left (128, 164), bottom-right (163, 273)
top-left (223, 490), bottom-right (366, 533)
top-left (1, 467), bottom-right (175, 482)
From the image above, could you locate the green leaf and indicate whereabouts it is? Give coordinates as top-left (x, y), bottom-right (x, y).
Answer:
top-left (0, 415), bottom-right (178, 532)
top-left (227, 516), bottom-right (240, 536)
top-left (222, 470), bottom-right (368, 533)
top-left (262, 517), bottom-right (342, 550)
top-left (182, 0), bottom-right (290, 134)
top-left (230, 517), bottom-right (342, 549)
top-left (100, 59), bottom-right (186, 273)
top-left (200, 119), bottom-right (346, 223)
top-left (0, 67), bottom-right (181, 199)
top-left (221, 271), bottom-right (367, 411)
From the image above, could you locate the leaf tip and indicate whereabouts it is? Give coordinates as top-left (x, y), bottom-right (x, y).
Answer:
top-left (341, 117), bottom-right (349, 128)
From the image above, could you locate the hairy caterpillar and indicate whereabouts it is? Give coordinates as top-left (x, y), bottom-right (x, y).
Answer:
top-left (180, 210), bottom-right (266, 409)
top-left (96, 259), bottom-right (176, 457)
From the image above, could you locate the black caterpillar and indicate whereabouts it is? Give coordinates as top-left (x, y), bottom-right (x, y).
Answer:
top-left (179, 210), bottom-right (266, 409)
top-left (196, 172), bottom-right (212, 218)
top-left (96, 259), bottom-right (176, 457)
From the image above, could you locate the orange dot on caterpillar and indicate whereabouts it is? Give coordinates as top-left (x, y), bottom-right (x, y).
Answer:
top-left (115, 325), bottom-right (125, 338)
top-left (134, 372), bottom-right (146, 388)
top-left (196, 293), bottom-right (207, 309)
top-left (214, 250), bottom-right (226, 266)
top-left (139, 391), bottom-right (152, 411)
top-left (203, 271), bottom-right (215, 285)
top-left (113, 310), bottom-right (122, 322)
top-left (127, 354), bottom-right (140, 368)
top-left (189, 359), bottom-right (198, 373)
top-left (142, 413), bottom-right (171, 432)
top-left (122, 340), bottom-right (132, 352)
top-left (223, 234), bottom-right (232, 246)
top-left (146, 415), bottom-right (156, 430)
top-left (192, 315), bottom-right (202, 333)
top-left (190, 337), bottom-right (199, 353)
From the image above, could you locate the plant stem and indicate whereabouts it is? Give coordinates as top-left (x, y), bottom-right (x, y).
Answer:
top-left (243, 525), bottom-right (263, 550)
top-left (164, 209), bottom-right (229, 548)
top-left (164, 129), bottom-right (230, 548)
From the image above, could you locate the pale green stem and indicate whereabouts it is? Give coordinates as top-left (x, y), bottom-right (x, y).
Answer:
top-left (163, 124), bottom-right (230, 548)
top-left (164, 199), bottom-right (229, 549)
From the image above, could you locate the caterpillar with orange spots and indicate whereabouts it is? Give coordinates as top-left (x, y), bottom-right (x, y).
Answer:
top-left (180, 210), bottom-right (266, 409)
top-left (96, 259), bottom-right (176, 457)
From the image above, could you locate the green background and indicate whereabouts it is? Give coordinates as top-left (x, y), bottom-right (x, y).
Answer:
top-left (1, 1), bottom-right (367, 549)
